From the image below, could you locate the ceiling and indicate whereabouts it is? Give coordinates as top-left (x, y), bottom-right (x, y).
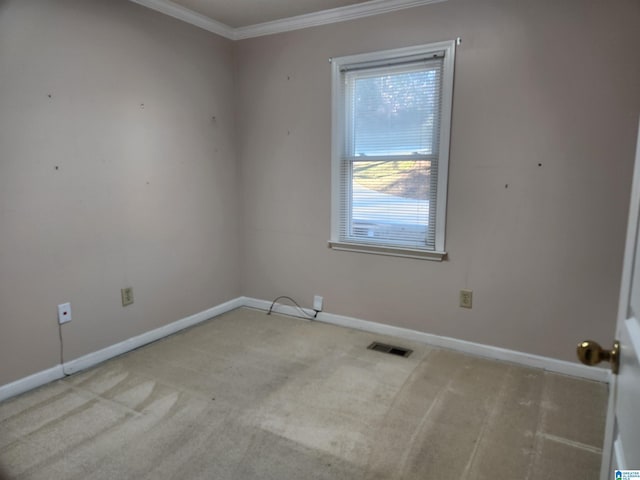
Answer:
top-left (171, 0), bottom-right (369, 28)
top-left (129, 0), bottom-right (445, 40)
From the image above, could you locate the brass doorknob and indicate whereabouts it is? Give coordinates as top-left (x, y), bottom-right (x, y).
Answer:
top-left (576, 340), bottom-right (620, 374)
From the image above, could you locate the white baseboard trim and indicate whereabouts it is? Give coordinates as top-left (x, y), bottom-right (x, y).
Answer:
top-left (0, 365), bottom-right (65, 403)
top-left (0, 297), bottom-right (244, 403)
top-left (1, 295), bottom-right (608, 404)
top-left (614, 437), bottom-right (627, 470)
top-left (242, 297), bottom-right (610, 383)
top-left (63, 297), bottom-right (244, 375)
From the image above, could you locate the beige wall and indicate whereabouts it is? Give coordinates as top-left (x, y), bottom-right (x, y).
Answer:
top-left (236, 0), bottom-right (640, 361)
top-left (0, 0), bottom-right (240, 385)
top-left (1, 0), bottom-right (639, 388)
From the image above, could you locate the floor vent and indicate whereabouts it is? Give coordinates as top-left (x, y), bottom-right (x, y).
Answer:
top-left (367, 341), bottom-right (413, 358)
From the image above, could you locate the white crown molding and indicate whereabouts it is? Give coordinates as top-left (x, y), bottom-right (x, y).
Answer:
top-left (128, 0), bottom-right (447, 41)
top-left (234, 0), bottom-right (447, 40)
top-left (129, 0), bottom-right (235, 39)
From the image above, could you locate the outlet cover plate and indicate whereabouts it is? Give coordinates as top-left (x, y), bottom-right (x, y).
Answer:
top-left (58, 303), bottom-right (72, 324)
top-left (459, 289), bottom-right (473, 309)
top-left (121, 287), bottom-right (134, 306)
top-left (313, 295), bottom-right (323, 311)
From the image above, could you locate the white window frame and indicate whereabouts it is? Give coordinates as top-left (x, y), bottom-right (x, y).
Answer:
top-left (329, 40), bottom-right (456, 261)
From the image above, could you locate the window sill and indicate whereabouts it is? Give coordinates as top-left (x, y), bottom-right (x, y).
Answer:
top-left (328, 241), bottom-right (447, 261)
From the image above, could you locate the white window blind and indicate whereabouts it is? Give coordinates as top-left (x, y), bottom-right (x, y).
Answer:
top-left (330, 42), bottom-right (455, 259)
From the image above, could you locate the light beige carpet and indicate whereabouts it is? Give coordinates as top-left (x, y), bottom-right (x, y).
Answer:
top-left (0, 307), bottom-right (607, 479)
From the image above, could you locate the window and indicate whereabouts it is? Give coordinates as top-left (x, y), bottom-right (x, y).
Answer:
top-left (329, 41), bottom-right (456, 260)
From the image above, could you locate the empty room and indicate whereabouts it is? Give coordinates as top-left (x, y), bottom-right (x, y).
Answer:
top-left (1, 0), bottom-right (639, 478)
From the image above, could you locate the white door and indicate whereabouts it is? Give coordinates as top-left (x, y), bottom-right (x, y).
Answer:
top-left (595, 120), bottom-right (640, 479)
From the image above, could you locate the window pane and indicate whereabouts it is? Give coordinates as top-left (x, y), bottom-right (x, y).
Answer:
top-left (352, 69), bottom-right (440, 157)
top-left (351, 160), bottom-right (431, 246)
top-left (332, 44), bottom-right (454, 255)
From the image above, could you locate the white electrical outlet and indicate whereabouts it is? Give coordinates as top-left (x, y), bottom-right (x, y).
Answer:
top-left (460, 289), bottom-right (473, 309)
top-left (58, 302), bottom-right (72, 324)
top-left (313, 295), bottom-right (323, 311)
top-left (121, 287), bottom-right (134, 306)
